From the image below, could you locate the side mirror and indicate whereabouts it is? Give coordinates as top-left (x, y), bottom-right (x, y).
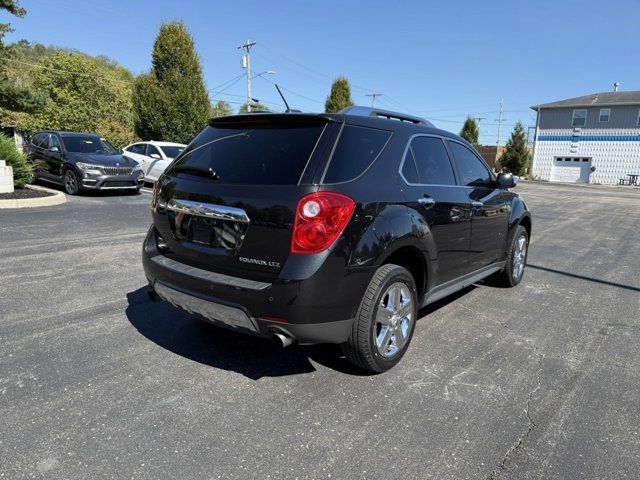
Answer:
top-left (49, 146), bottom-right (60, 153)
top-left (150, 153), bottom-right (161, 160)
top-left (497, 172), bottom-right (517, 189)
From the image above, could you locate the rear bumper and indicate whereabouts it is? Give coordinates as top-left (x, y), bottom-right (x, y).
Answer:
top-left (142, 226), bottom-right (373, 344)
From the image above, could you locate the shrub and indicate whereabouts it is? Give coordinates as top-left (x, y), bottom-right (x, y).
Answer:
top-left (0, 134), bottom-right (32, 187)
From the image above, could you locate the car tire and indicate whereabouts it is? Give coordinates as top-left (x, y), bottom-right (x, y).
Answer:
top-left (492, 225), bottom-right (529, 287)
top-left (342, 264), bottom-right (418, 373)
top-left (63, 168), bottom-right (80, 195)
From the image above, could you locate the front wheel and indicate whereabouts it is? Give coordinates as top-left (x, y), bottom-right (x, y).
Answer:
top-left (493, 225), bottom-right (529, 287)
top-left (342, 264), bottom-right (418, 373)
top-left (63, 169), bottom-right (80, 195)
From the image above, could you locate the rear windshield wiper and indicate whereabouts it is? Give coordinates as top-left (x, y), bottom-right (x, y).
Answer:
top-left (173, 165), bottom-right (221, 180)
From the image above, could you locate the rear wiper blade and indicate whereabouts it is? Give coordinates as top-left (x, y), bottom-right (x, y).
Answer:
top-left (174, 165), bottom-right (220, 180)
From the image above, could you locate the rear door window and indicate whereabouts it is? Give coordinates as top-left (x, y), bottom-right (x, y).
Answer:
top-left (410, 136), bottom-right (456, 185)
top-left (447, 141), bottom-right (493, 187)
top-left (168, 123), bottom-right (325, 185)
top-left (322, 125), bottom-right (391, 184)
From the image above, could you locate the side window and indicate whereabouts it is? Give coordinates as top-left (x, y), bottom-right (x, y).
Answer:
top-left (410, 136), bottom-right (456, 185)
top-left (49, 135), bottom-right (61, 150)
top-left (401, 150), bottom-right (420, 184)
top-left (572, 109), bottom-right (586, 127)
top-left (447, 141), bottom-right (492, 187)
top-left (323, 125), bottom-right (391, 184)
top-left (146, 144), bottom-right (161, 157)
top-left (128, 143), bottom-right (146, 155)
top-left (32, 133), bottom-right (47, 148)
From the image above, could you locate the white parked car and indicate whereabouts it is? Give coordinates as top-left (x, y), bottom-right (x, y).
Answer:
top-left (122, 141), bottom-right (186, 184)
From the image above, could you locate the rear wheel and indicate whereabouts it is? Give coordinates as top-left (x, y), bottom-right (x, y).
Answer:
top-left (493, 225), bottom-right (528, 287)
top-left (63, 168), bottom-right (80, 195)
top-left (342, 264), bottom-right (417, 373)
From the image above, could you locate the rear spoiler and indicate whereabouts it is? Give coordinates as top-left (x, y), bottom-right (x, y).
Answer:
top-left (209, 113), bottom-right (338, 127)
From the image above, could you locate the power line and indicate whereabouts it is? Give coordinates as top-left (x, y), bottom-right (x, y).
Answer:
top-left (365, 93), bottom-right (383, 108)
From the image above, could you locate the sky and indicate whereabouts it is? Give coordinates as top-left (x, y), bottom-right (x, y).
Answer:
top-left (4, 0), bottom-right (640, 145)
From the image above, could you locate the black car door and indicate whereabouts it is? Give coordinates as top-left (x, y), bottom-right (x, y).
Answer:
top-left (28, 133), bottom-right (50, 180)
top-left (46, 134), bottom-right (65, 178)
top-left (446, 140), bottom-right (509, 272)
top-left (400, 135), bottom-right (471, 284)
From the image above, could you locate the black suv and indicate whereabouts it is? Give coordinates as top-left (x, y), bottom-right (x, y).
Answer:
top-left (143, 107), bottom-right (531, 372)
top-left (26, 131), bottom-right (144, 194)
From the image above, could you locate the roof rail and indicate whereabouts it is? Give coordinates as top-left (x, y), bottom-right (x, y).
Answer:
top-left (339, 106), bottom-right (433, 127)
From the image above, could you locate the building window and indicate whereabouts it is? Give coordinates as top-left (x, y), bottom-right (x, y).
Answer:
top-left (638, 109), bottom-right (640, 126)
top-left (572, 109), bottom-right (587, 127)
top-left (599, 108), bottom-right (610, 122)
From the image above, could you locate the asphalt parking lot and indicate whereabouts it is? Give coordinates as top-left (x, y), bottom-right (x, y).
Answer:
top-left (1, 181), bottom-right (639, 479)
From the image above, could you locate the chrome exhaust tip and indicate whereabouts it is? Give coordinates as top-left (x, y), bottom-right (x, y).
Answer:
top-left (272, 332), bottom-right (294, 348)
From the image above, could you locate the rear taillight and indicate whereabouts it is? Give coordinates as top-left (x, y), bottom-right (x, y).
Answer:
top-left (291, 192), bottom-right (355, 254)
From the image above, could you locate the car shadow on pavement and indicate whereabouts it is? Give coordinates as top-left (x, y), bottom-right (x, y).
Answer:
top-left (125, 286), bottom-right (371, 380)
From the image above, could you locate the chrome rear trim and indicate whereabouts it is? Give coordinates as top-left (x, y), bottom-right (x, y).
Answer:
top-left (167, 199), bottom-right (250, 223)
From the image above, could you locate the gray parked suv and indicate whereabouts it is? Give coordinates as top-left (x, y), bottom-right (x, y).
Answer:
top-left (26, 131), bottom-right (144, 195)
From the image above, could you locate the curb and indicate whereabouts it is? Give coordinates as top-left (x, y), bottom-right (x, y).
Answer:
top-left (0, 184), bottom-right (67, 209)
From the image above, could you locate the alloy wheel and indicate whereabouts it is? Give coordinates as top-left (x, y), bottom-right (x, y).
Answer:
top-left (512, 234), bottom-right (527, 281)
top-left (64, 170), bottom-right (78, 194)
top-left (373, 282), bottom-right (413, 358)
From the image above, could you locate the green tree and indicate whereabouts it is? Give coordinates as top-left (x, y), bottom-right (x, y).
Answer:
top-left (0, 133), bottom-right (32, 187)
top-left (18, 51), bottom-right (135, 147)
top-left (238, 101), bottom-right (270, 113)
top-left (210, 100), bottom-right (232, 117)
top-left (0, 0), bottom-right (44, 113)
top-left (324, 77), bottom-right (354, 113)
top-left (498, 121), bottom-right (531, 175)
top-left (459, 116), bottom-right (479, 149)
top-left (133, 21), bottom-right (210, 143)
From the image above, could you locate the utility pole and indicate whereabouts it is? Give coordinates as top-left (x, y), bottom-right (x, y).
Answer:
top-left (237, 40), bottom-right (256, 112)
top-left (495, 99), bottom-right (505, 161)
top-left (365, 93), bottom-right (383, 108)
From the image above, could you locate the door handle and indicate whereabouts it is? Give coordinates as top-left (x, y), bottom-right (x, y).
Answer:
top-left (471, 201), bottom-right (484, 208)
top-left (418, 197), bottom-right (436, 206)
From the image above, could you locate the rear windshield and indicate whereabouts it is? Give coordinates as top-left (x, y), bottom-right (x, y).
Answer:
top-left (167, 124), bottom-right (325, 185)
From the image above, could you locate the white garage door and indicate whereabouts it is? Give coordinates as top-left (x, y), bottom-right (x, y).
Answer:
top-left (550, 157), bottom-right (592, 183)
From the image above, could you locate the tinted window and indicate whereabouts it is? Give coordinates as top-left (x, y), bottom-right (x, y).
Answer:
top-left (62, 136), bottom-right (119, 154)
top-left (401, 150), bottom-right (420, 183)
top-left (159, 145), bottom-right (185, 159)
top-left (410, 136), bottom-right (456, 185)
top-left (168, 124), bottom-right (325, 185)
top-left (448, 141), bottom-right (492, 187)
top-left (32, 133), bottom-right (48, 148)
top-left (127, 144), bottom-right (146, 155)
top-left (146, 144), bottom-right (161, 157)
top-left (323, 125), bottom-right (391, 183)
top-left (49, 135), bottom-right (61, 150)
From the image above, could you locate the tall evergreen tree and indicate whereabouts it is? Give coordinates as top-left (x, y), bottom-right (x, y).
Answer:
top-left (324, 77), bottom-right (354, 113)
top-left (0, 0), bottom-right (44, 113)
top-left (459, 116), bottom-right (479, 149)
top-left (498, 121), bottom-right (531, 175)
top-left (133, 21), bottom-right (210, 143)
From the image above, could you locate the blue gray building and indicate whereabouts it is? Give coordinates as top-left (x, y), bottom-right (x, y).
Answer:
top-left (531, 88), bottom-right (640, 184)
